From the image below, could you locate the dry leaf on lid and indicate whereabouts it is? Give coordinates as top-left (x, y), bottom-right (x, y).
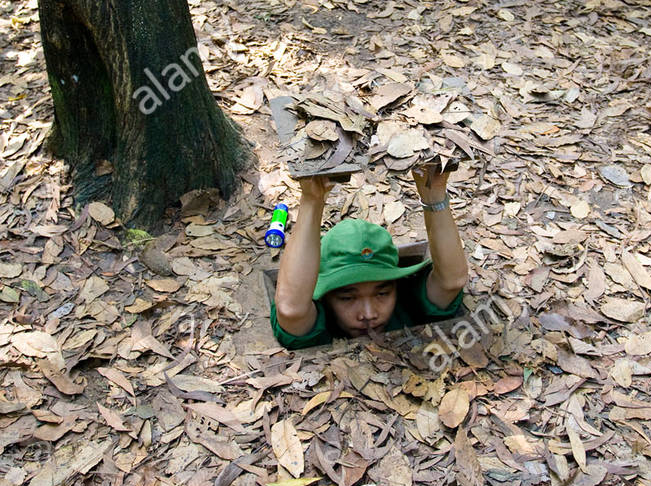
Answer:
top-left (402, 94), bottom-right (452, 125)
top-left (387, 129), bottom-right (429, 158)
top-left (305, 119), bottom-right (339, 141)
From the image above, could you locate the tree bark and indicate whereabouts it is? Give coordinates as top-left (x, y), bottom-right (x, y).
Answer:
top-left (38, 0), bottom-right (248, 228)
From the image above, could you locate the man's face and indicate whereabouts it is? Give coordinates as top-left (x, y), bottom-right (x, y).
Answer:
top-left (323, 280), bottom-right (397, 337)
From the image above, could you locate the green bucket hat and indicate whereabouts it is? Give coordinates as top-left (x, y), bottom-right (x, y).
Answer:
top-left (313, 219), bottom-right (430, 300)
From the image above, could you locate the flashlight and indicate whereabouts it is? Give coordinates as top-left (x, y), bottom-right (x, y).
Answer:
top-left (265, 203), bottom-right (288, 248)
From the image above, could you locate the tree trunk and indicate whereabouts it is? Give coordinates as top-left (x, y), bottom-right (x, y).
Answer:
top-left (38, 0), bottom-right (248, 228)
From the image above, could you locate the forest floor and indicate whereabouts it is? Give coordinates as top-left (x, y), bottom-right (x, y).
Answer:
top-left (1, 0), bottom-right (651, 485)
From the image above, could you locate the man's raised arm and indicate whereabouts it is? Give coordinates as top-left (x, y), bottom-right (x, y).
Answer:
top-left (413, 166), bottom-right (468, 309)
top-left (274, 176), bottom-right (335, 336)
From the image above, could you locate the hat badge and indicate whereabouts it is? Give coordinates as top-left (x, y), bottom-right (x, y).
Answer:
top-left (361, 247), bottom-right (374, 260)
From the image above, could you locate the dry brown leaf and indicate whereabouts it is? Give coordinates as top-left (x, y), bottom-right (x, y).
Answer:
top-left (457, 341), bottom-right (488, 369)
top-left (125, 297), bottom-right (155, 313)
top-left (38, 359), bottom-right (85, 395)
top-left (443, 101), bottom-right (470, 124)
top-left (439, 388), bottom-right (470, 428)
top-left (415, 400), bottom-right (440, 441)
top-left (556, 349), bottom-right (599, 380)
top-left (367, 444), bottom-right (412, 486)
top-left (583, 263), bottom-right (606, 303)
top-left (570, 200), bottom-right (590, 219)
top-left (33, 415), bottom-right (77, 442)
top-left (566, 415), bottom-right (587, 473)
top-left (79, 275), bottom-right (109, 304)
top-left (493, 376), bottom-right (523, 394)
top-left (169, 374), bottom-right (225, 395)
top-left (11, 331), bottom-right (59, 358)
top-left (0, 261), bottom-right (22, 278)
top-left (368, 83), bottom-right (412, 111)
top-left (610, 359), bottom-right (633, 388)
top-left (454, 427), bottom-right (484, 486)
top-left (88, 202), bottom-right (115, 225)
top-left (384, 201), bottom-right (405, 224)
top-left (624, 331), bottom-right (651, 356)
top-left (386, 129), bottom-right (429, 158)
top-left (186, 402), bottom-right (245, 432)
top-left (341, 451), bottom-right (368, 486)
top-left (145, 278), bottom-right (183, 292)
top-left (441, 51), bottom-right (466, 68)
top-left (97, 402), bottom-right (131, 432)
top-left (230, 399), bottom-right (272, 424)
top-left (402, 95), bottom-right (444, 125)
top-left (305, 119), bottom-right (338, 141)
top-left (470, 114), bottom-right (501, 140)
top-left (29, 440), bottom-right (111, 486)
top-left (185, 222), bottom-right (215, 237)
top-left (271, 419), bottom-right (304, 478)
top-left (622, 250), bottom-right (651, 290)
top-left (497, 8), bottom-right (515, 21)
top-left (501, 62), bottom-right (523, 75)
top-left (571, 464), bottom-right (608, 486)
top-left (600, 297), bottom-right (645, 323)
top-left (97, 367), bottom-right (135, 397)
top-left (301, 390), bottom-right (353, 415)
top-left (641, 164), bottom-right (651, 185)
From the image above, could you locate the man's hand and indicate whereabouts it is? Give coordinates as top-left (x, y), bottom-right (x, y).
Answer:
top-left (299, 175), bottom-right (336, 203)
top-left (412, 165), bottom-right (449, 203)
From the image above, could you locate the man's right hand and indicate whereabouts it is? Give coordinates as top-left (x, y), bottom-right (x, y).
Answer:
top-left (299, 175), bottom-right (336, 203)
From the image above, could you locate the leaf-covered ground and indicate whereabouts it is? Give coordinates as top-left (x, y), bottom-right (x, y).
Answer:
top-left (1, 0), bottom-right (651, 485)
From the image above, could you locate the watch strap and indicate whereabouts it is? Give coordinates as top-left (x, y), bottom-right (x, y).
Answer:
top-left (420, 193), bottom-right (450, 212)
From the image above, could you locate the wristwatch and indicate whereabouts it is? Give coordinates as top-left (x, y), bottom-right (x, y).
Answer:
top-left (420, 193), bottom-right (450, 212)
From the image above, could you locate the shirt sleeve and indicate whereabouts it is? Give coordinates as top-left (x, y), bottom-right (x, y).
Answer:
top-left (270, 301), bottom-right (332, 350)
top-left (412, 267), bottom-right (464, 319)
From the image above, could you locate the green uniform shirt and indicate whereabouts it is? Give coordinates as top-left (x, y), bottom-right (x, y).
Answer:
top-left (270, 267), bottom-right (463, 350)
